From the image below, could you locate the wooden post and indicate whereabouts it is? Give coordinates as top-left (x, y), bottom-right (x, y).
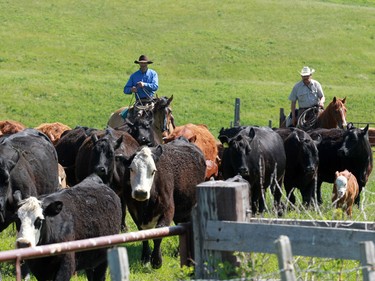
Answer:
top-left (360, 241), bottom-right (375, 281)
top-left (178, 222), bottom-right (193, 267)
top-left (275, 235), bottom-right (296, 281)
top-left (234, 98), bottom-right (240, 127)
top-left (108, 247), bottom-right (130, 281)
top-left (192, 180), bottom-right (250, 279)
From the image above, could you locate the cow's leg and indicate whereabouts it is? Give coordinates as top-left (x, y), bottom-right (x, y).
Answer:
top-left (120, 193), bottom-right (128, 232)
top-left (86, 261), bottom-right (107, 281)
top-left (55, 253), bottom-right (75, 281)
top-left (316, 179), bottom-right (323, 205)
top-left (141, 240), bottom-right (151, 264)
top-left (151, 238), bottom-right (163, 269)
top-left (354, 185), bottom-right (362, 207)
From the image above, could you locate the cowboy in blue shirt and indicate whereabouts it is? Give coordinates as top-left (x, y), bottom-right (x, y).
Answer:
top-left (123, 55), bottom-right (159, 101)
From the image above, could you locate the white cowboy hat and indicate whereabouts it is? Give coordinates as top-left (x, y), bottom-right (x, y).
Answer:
top-left (300, 66), bottom-right (315, 76)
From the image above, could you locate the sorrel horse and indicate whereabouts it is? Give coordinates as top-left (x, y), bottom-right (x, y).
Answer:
top-left (296, 97), bottom-right (347, 131)
top-left (107, 95), bottom-right (175, 144)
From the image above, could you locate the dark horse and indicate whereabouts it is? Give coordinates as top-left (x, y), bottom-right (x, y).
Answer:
top-left (107, 95), bottom-right (175, 145)
top-left (281, 96), bottom-right (347, 130)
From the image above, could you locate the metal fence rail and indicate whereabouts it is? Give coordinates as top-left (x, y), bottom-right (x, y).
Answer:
top-left (0, 224), bottom-right (189, 281)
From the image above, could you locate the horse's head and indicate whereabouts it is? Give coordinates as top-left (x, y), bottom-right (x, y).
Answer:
top-left (152, 96), bottom-right (175, 139)
top-left (324, 97), bottom-right (347, 129)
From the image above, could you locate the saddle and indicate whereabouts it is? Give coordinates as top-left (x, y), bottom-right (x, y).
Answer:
top-left (120, 99), bottom-right (156, 121)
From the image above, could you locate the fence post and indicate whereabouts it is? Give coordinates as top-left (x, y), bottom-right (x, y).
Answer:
top-left (234, 98), bottom-right (240, 127)
top-left (275, 235), bottom-right (296, 281)
top-left (108, 247), bottom-right (130, 281)
top-left (192, 180), bottom-right (250, 279)
top-left (360, 241), bottom-right (375, 281)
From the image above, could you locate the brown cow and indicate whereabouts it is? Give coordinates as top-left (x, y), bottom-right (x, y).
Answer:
top-left (163, 123), bottom-right (219, 180)
top-left (0, 120), bottom-right (26, 136)
top-left (34, 122), bottom-right (71, 145)
top-left (332, 169), bottom-right (359, 217)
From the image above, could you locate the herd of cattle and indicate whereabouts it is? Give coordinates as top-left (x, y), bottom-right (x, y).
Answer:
top-left (0, 113), bottom-right (373, 278)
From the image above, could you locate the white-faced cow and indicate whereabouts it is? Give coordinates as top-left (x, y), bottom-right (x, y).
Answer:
top-left (309, 124), bottom-right (373, 206)
top-left (16, 174), bottom-right (122, 281)
top-left (332, 169), bottom-right (359, 217)
top-left (219, 126), bottom-right (286, 216)
top-left (0, 129), bottom-right (59, 232)
top-left (275, 127), bottom-right (320, 206)
top-left (120, 137), bottom-right (206, 269)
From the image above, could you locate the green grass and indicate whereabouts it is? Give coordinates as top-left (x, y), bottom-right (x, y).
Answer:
top-left (1, 0), bottom-right (375, 280)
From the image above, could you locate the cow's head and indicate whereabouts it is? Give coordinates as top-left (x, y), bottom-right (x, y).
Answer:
top-left (227, 133), bottom-right (252, 177)
top-left (334, 171), bottom-right (349, 198)
top-left (286, 130), bottom-right (319, 175)
top-left (128, 118), bottom-right (158, 146)
top-left (90, 132), bottom-right (123, 184)
top-left (16, 197), bottom-right (63, 248)
top-left (129, 146), bottom-right (161, 201)
top-left (338, 124), bottom-right (369, 157)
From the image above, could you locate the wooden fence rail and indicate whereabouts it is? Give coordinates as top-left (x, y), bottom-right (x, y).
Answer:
top-left (192, 181), bottom-right (375, 280)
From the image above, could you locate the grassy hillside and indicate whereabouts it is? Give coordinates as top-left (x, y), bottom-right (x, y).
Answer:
top-left (1, 0), bottom-right (375, 280)
top-left (1, 0), bottom-right (375, 135)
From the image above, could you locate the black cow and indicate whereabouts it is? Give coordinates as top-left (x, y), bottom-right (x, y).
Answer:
top-left (275, 127), bottom-right (320, 205)
top-left (75, 128), bottom-right (140, 231)
top-left (0, 129), bottom-right (59, 232)
top-left (119, 137), bottom-right (206, 269)
top-left (219, 126), bottom-right (286, 216)
top-left (309, 124), bottom-right (373, 205)
top-left (116, 118), bottom-right (161, 146)
top-left (16, 174), bottom-right (122, 281)
top-left (55, 126), bottom-right (99, 186)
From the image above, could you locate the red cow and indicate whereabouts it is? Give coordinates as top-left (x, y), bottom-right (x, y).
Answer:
top-left (34, 122), bottom-right (71, 145)
top-left (332, 169), bottom-right (359, 217)
top-left (0, 120), bottom-right (26, 136)
top-left (163, 123), bottom-right (219, 180)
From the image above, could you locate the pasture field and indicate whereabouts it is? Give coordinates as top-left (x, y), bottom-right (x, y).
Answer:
top-left (1, 0), bottom-right (375, 280)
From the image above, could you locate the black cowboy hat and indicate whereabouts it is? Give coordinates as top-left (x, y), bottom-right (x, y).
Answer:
top-left (134, 55), bottom-right (153, 64)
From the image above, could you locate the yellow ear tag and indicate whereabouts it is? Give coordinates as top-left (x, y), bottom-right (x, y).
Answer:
top-left (223, 142), bottom-right (229, 148)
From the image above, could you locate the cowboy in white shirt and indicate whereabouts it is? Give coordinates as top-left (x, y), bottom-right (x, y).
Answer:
top-left (288, 66), bottom-right (325, 127)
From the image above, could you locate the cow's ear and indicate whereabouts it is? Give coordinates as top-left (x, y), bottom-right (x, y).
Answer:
top-left (362, 124), bottom-right (369, 135)
top-left (153, 145), bottom-right (163, 161)
top-left (188, 135), bottom-right (197, 143)
top-left (114, 135), bottom-right (123, 150)
top-left (248, 128), bottom-right (256, 139)
top-left (43, 201), bottom-right (63, 217)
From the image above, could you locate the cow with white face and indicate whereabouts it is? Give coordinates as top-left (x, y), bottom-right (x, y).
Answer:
top-left (332, 169), bottom-right (359, 217)
top-left (129, 146), bottom-right (157, 201)
top-left (121, 137), bottom-right (206, 269)
top-left (15, 174), bottom-right (122, 281)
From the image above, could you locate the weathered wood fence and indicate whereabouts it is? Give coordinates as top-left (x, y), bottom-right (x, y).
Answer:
top-left (192, 181), bottom-right (375, 280)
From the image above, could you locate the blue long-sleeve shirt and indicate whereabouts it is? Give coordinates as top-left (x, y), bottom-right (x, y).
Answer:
top-left (123, 68), bottom-right (159, 100)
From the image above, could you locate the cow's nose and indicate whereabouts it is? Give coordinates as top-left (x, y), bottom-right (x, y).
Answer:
top-left (305, 166), bottom-right (316, 175)
top-left (95, 166), bottom-right (107, 176)
top-left (133, 190), bottom-right (149, 201)
top-left (16, 240), bottom-right (32, 249)
top-left (238, 168), bottom-right (249, 176)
